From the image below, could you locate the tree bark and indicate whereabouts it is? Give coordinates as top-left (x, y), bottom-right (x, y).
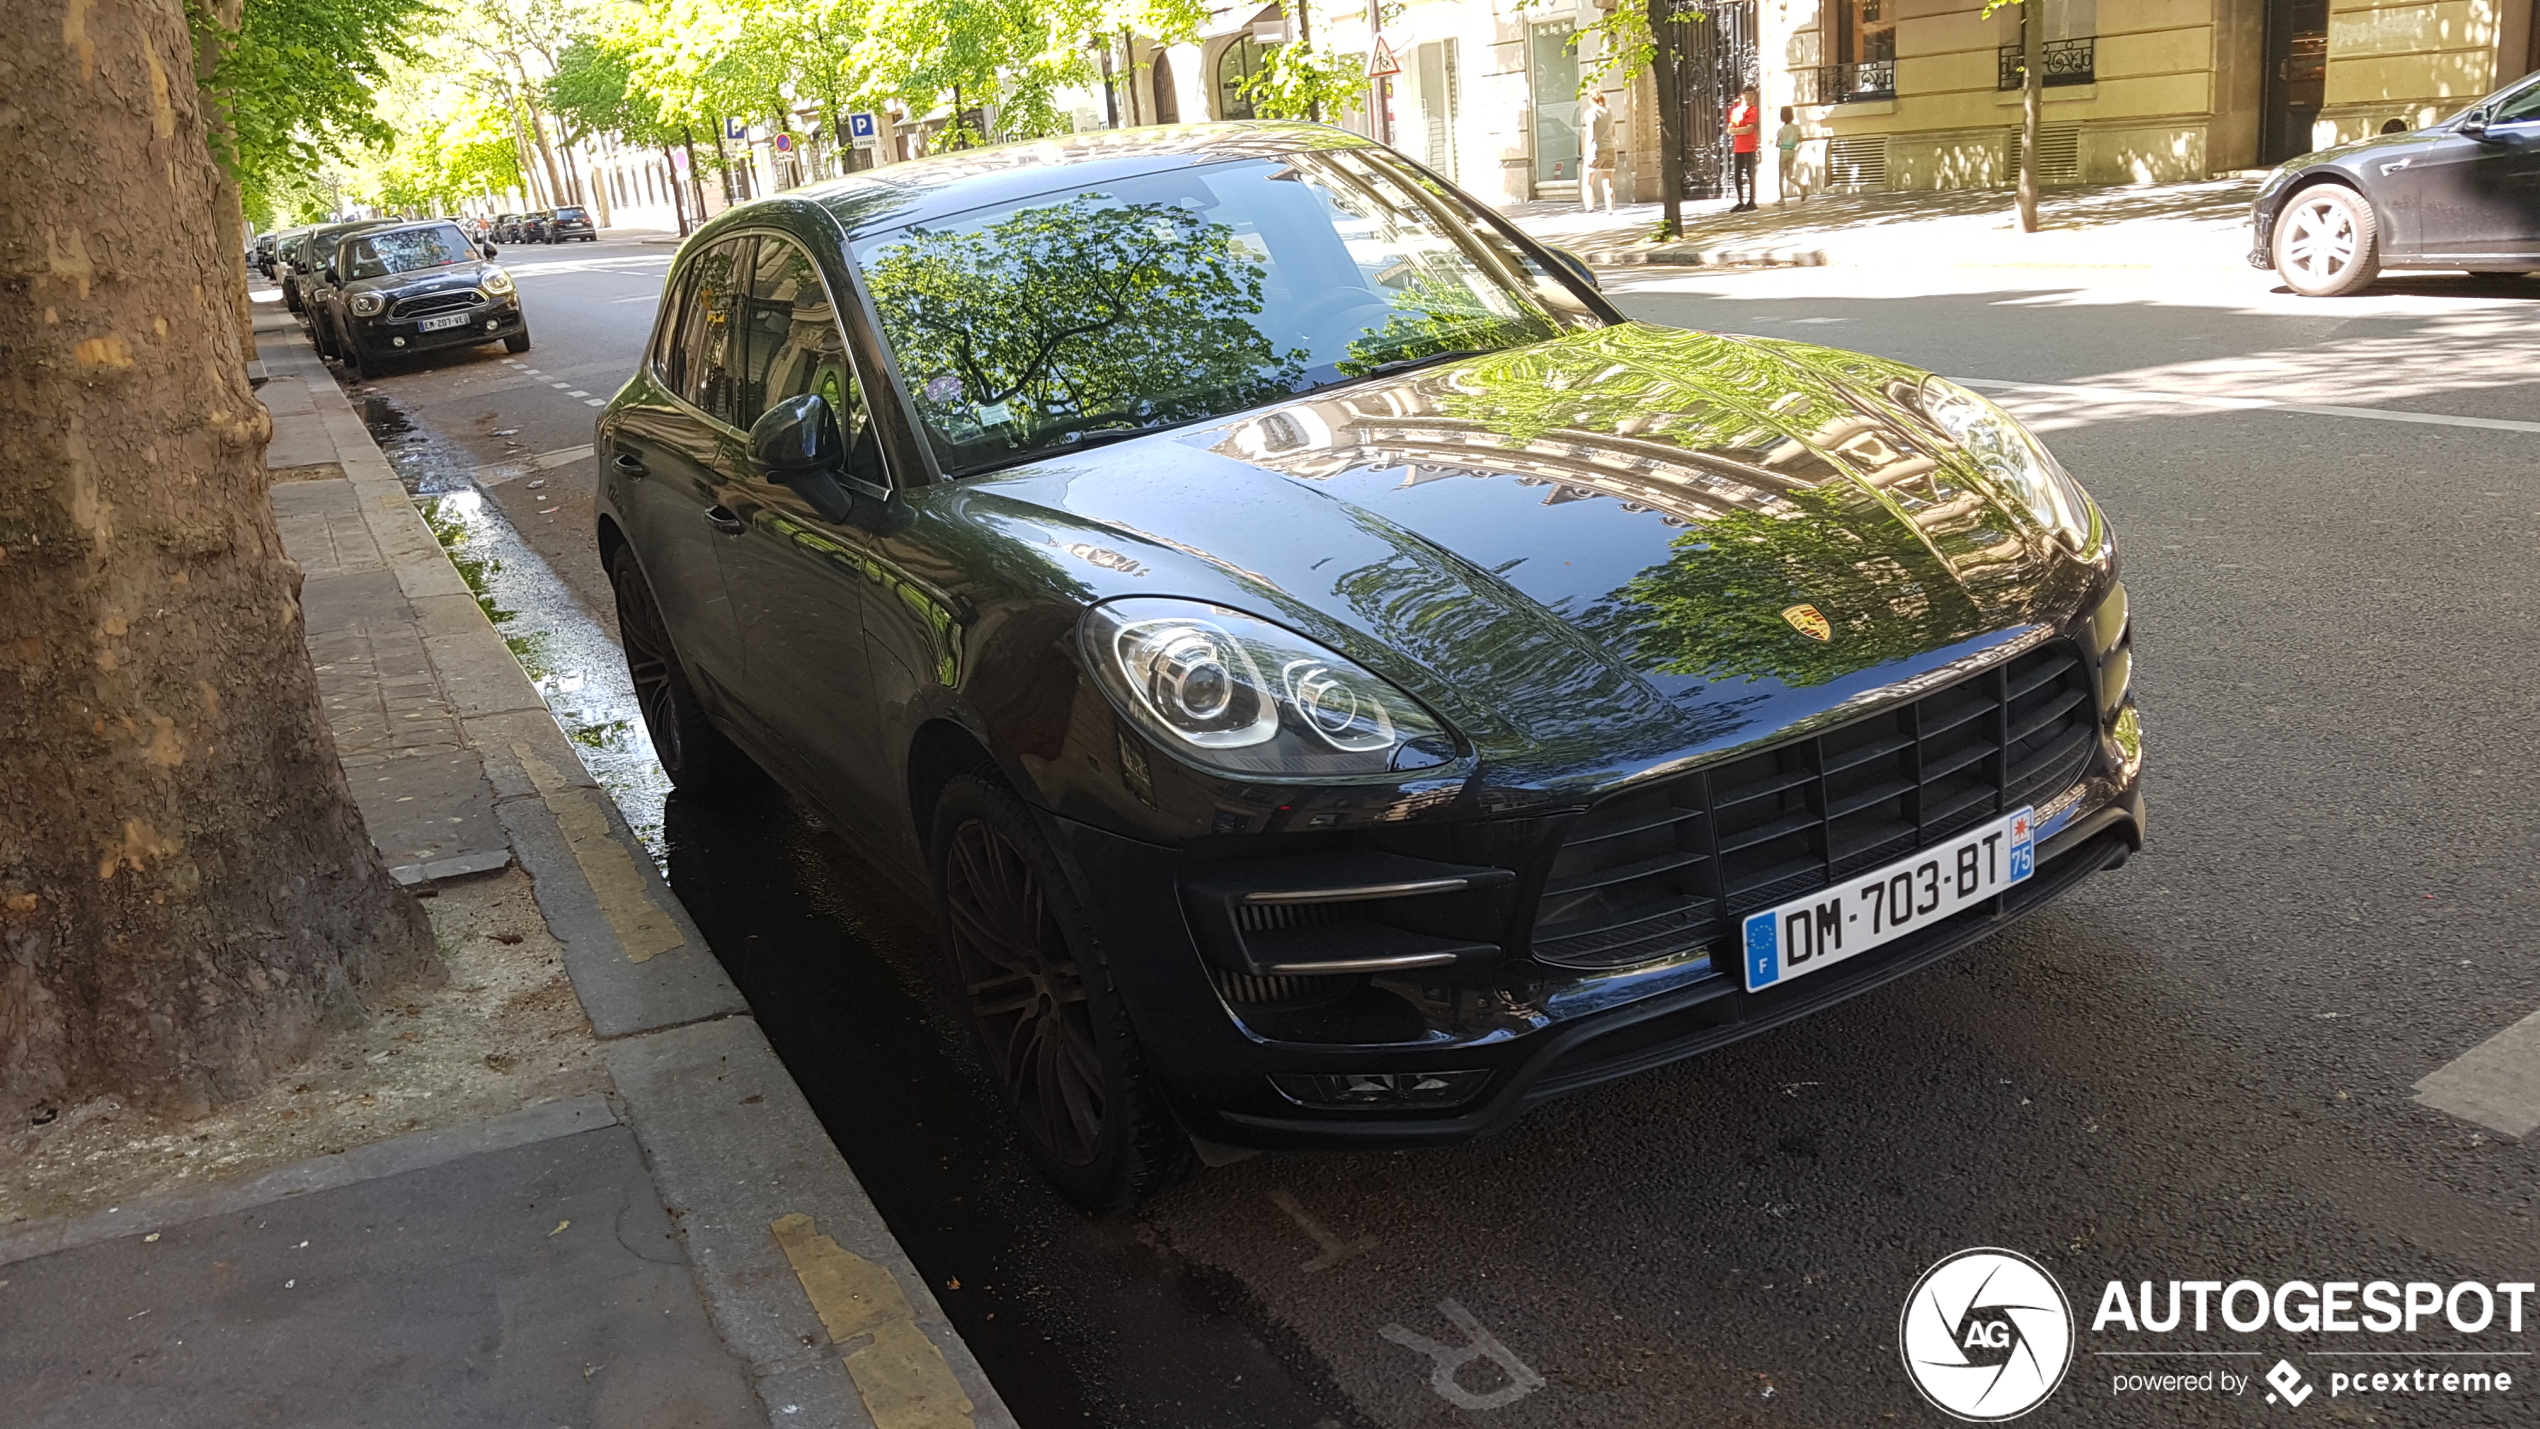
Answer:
top-left (0, 0), bottom-right (436, 1121)
top-left (1646, 0), bottom-right (1687, 238)
top-left (2018, 0), bottom-right (2042, 233)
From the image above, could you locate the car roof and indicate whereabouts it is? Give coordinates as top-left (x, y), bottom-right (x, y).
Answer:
top-left (785, 121), bottom-right (1373, 243)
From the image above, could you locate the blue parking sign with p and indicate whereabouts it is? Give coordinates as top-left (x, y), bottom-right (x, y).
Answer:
top-left (847, 112), bottom-right (878, 147)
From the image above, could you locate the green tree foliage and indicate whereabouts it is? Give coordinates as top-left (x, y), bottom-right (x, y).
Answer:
top-left (861, 195), bottom-right (1304, 454)
top-left (1234, 38), bottom-right (1364, 123)
top-left (189, 0), bottom-right (431, 196)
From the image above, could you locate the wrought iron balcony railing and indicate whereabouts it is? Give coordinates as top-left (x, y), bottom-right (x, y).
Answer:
top-left (1999, 36), bottom-right (2095, 90)
top-left (1813, 59), bottom-right (1897, 104)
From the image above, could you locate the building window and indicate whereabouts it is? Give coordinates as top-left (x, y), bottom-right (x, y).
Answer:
top-left (1217, 34), bottom-right (1275, 119)
top-left (1998, 36), bottom-right (2096, 89)
top-left (1822, 0), bottom-right (1897, 101)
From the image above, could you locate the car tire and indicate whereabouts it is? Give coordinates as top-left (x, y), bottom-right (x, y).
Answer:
top-left (2273, 185), bottom-right (2381, 297)
top-left (930, 774), bottom-right (1189, 1211)
top-left (344, 333), bottom-right (371, 380)
top-left (312, 313), bottom-right (338, 360)
top-left (608, 545), bottom-right (754, 788)
top-left (503, 327), bottom-right (532, 354)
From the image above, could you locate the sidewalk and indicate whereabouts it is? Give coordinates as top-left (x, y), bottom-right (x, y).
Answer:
top-left (0, 309), bottom-right (1012, 1429)
top-left (1502, 175), bottom-right (2265, 272)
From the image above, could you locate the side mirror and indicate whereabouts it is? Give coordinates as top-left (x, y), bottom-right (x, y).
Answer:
top-left (750, 393), bottom-right (858, 522)
top-left (481, 243), bottom-right (498, 257)
top-left (2460, 113), bottom-right (2491, 139)
top-left (1549, 246), bottom-right (1602, 292)
top-left (323, 267), bottom-right (340, 285)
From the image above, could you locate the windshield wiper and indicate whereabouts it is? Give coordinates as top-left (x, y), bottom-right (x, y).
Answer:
top-left (1354, 348), bottom-right (1494, 378)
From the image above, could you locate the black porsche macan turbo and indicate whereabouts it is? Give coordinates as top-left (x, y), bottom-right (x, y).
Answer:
top-left (597, 124), bottom-right (2145, 1207)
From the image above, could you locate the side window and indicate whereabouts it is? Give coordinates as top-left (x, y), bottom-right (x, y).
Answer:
top-left (676, 237), bottom-right (753, 424)
top-left (650, 266), bottom-right (693, 391)
top-left (742, 235), bottom-right (882, 484)
top-left (2496, 81), bottom-right (2540, 125)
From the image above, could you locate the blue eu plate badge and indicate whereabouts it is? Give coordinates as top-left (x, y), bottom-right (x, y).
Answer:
top-left (1743, 806), bottom-right (2035, 992)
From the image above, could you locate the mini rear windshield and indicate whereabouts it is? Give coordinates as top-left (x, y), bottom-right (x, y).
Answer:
top-left (345, 225), bottom-right (478, 280)
top-left (555, 207), bottom-right (588, 220)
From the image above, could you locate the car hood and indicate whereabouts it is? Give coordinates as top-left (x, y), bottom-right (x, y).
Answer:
top-left (961, 323), bottom-right (2102, 788)
top-left (345, 261), bottom-right (502, 300)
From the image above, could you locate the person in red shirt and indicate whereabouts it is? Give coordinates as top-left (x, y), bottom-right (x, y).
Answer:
top-left (1726, 87), bottom-right (1761, 211)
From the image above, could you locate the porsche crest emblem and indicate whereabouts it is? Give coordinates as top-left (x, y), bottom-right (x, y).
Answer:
top-left (1780, 604), bottom-right (1833, 642)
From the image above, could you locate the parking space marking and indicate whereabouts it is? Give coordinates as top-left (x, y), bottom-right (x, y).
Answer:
top-left (1964, 377), bottom-right (2540, 436)
top-left (584, 397), bottom-right (606, 407)
top-left (1379, 1299), bottom-right (1546, 1411)
top-left (566, 389), bottom-right (591, 398)
top-left (770, 1212), bottom-right (977, 1429)
top-left (550, 381), bottom-right (574, 390)
top-left (1268, 1189), bottom-right (1378, 1273)
top-left (2414, 1008), bottom-right (2540, 1138)
top-left (473, 444), bottom-right (593, 486)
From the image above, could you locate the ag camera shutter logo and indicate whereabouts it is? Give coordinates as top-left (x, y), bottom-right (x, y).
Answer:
top-left (1901, 1248), bottom-right (2076, 1420)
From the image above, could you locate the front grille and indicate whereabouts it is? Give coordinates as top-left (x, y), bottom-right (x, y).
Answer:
top-left (392, 289), bottom-right (484, 319)
top-left (1531, 641), bottom-right (2099, 970)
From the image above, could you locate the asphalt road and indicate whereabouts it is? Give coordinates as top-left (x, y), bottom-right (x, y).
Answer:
top-left (314, 231), bottom-right (2540, 1428)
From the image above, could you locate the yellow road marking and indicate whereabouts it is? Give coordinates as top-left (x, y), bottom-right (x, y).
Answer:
top-left (514, 743), bottom-right (684, 961)
top-left (771, 1213), bottom-right (975, 1429)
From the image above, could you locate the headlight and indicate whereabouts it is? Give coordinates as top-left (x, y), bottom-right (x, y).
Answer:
top-left (348, 292), bottom-right (386, 317)
top-left (1081, 599), bottom-right (1456, 778)
top-left (1918, 377), bottom-right (2097, 552)
top-left (481, 268), bottom-right (515, 295)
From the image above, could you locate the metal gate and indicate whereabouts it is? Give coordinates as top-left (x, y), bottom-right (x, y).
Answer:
top-left (1669, 0), bottom-right (1759, 200)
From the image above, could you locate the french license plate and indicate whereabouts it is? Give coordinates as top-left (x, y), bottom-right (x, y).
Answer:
top-left (416, 313), bottom-right (469, 332)
top-left (1742, 807), bottom-right (2035, 992)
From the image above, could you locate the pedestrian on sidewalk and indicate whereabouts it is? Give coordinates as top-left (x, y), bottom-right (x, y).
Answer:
top-left (1581, 90), bottom-right (1618, 215)
top-left (1775, 107), bottom-right (1806, 204)
top-left (1727, 88), bottom-right (1761, 211)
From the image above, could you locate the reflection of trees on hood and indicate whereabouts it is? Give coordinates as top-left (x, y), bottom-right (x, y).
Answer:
top-left (1601, 484), bottom-right (1988, 689)
top-left (863, 196), bottom-right (1305, 438)
top-left (1338, 271), bottom-right (1561, 378)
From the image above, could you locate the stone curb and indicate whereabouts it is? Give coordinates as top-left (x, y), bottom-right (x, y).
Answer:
top-left (252, 321), bottom-right (1017, 1429)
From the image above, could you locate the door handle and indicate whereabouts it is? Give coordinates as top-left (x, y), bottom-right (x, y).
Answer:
top-left (613, 452), bottom-right (648, 476)
top-left (703, 504), bottom-right (745, 535)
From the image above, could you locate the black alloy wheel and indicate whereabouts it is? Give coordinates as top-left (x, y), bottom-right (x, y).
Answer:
top-left (607, 545), bottom-right (749, 787)
top-left (931, 775), bottom-right (1186, 1210)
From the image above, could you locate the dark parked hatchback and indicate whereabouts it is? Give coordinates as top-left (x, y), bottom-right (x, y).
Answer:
top-left (2253, 68), bottom-right (2540, 295)
top-left (598, 125), bottom-right (2144, 1207)
top-left (316, 220), bottom-right (528, 377)
top-left (547, 204), bottom-right (597, 242)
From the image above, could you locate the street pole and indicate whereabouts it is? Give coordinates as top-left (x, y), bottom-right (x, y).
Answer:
top-left (2017, 0), bottom-right (2042, 233)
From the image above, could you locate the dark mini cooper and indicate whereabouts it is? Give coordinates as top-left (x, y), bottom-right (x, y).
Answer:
top-left (2253, 67), bottom-right (2539, 295)
top-left (318, 219), bottom-right (529, 378)
top-left (600, 125), bottom-right (2144, 1207)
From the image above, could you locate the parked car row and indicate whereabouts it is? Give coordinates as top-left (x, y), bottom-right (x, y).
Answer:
top-left (2256, 67), bottom-right (2539, 296)
top-left (271, 216), bottom-right (532, 377)
top-left (486, 207), bottom-right (598, 245)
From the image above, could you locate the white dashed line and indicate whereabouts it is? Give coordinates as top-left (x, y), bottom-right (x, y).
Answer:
top-left (566, 390), bottom-right (590, 398)
top-left (1964, 377), bottom-right (2540, 436)
top-left (550, 381), bottom-right (573, 389)
top-left (584, 398), bottom-right (607, 407)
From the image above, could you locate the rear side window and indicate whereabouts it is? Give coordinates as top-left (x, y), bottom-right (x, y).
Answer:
top-left (674, 238), bottom-right (753, 425)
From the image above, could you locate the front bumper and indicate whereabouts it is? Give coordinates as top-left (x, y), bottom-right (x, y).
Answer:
top-left (1051, 763), bottom-right (2145, 1153)
top-left (351, 298), bottom-right (524, 355)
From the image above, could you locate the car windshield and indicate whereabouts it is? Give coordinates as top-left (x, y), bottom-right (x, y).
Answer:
top-left (848, 148), bottom-right (1604, 476)
top-left (345, 224), bottom-right (477, 280)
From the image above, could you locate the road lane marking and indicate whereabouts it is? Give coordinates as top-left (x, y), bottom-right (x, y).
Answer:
top-left (584, 398), bottom-right (606, 406)
top-left (1964, 377), bottom-right (2540, 435)
top-left (550, 381), bottom-right (573, 389)
top-left (2414, 1008), bottom-right (2540, 1138)
top-left (1268, 1189), bottom-right (1378, 1273)
top-left (1379, 1299), bottom-right (1546, 1411)
top-left (566, 389), bottom-right (591, 398)
top-left (770, 1213), bottom-right (977, 1429)
top-left (610, 294), bottom-right (661, 303)
top-left (473, 445), bottom-right (593, 486)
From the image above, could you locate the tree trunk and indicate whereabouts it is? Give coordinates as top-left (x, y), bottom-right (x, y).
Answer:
top-left (1646, 0), bottom-right (1687, 238)
top-left (0, 0), bottom-right (436, 1123)
top-left (529, 106), bottom-right (568, 209)
top-left (664, 143), bottom-right (691, 235)
top-left (2018, 0), bottom-right (2042, 233)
